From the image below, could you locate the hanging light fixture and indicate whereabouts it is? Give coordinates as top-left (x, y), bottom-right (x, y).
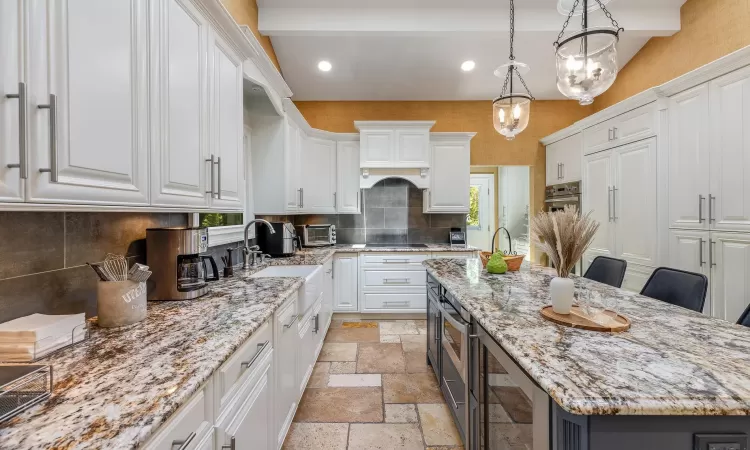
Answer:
top-left (554, 0), bottom-right (624, 105)
top-left (493, 0), bottom-right (534, 140)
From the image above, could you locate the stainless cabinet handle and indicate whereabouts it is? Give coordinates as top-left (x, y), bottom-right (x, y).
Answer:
top-left (333, 192), bottom-right (337, 208)
top-left (216, 156), bottom-right (222, 200)
top-left (5, 82), bottom-right (27, 179)
top-left (698, 195), bottom-right (705, 223)
top-left (710, 240), bottom-right (716, 267)
top-left (709, 195), bottom-right (715, 223)
top-left (356, 191), bottom-right (360, 210)
top-left (608, 128), bottom-right (612, 141)
top-left (383, 301), bottom-right (409, 306)
top-left (699, 238), bottom-right (705, 266)
top-left (171, 432), bottom-right (196, 450)
top-left (221, 436), bottom-right (236, 450)
top-left (443, 378), bottom-right (465, 409)
top-left (560, 163), bottom-right (564, 180)
top-left (37, 94), bottom-right (58, 182)
top-left (283, 314), bottom-right (298, 329)
top-left (312, 314), bottom-right (320, 333)
top-left (607, 187), bottom-right (612, 222)
top-left (300, 187), bottom-right (304, 208)
top-left (383, 258), bottom-right (409, 263)
top-left (297, 188), bottom-right (302, 208)
top-left (383, 278), bottom-right (410, 284)
top-left (240, 340), bottom-right (270, 371)
top-left (612, 186), bottom-right (618, 221)
top-left (613, 127), bottom-right (618, 140)
top-left (206, 154), bottom-right (215, 197)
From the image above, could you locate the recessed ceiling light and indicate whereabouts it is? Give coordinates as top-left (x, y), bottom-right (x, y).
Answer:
top-left (318, 60), bottom-right (332, 72)
top-left (461, 60), bottom-right (476, 72)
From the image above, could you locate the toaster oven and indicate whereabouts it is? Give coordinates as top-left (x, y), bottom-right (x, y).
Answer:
top-left (295, 224), bottom-right (336, 247)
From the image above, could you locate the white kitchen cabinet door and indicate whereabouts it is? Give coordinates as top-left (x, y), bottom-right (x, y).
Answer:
top-left (360, 129), bottom-right (394, 168)
top-left (710, 232), bottom-right (750, 323)
top-left (613, 138), bottom-right (657, 267)
top-left (300, 137), bottom-right (336, 213)
top-left (545, 140), bottom-right (562, 186)
top-left (274, 298), bottom-right (298, 449)
top-left (333, 253), bottom-right (358, 312)
top-left (208, 30), bottom-right (243, 210)
top-left (668, 84), bottom-right (710, 230)
top-left (424, 140), bottom-right (470, 213)
top-left (321, 260), bottom-right (334, 330)
top-left (297, 311), bottom-right (315, 397)
top-left (669, 229), bottom-right (710, 314)
top-left (621, 263), bottom-right (655, 294)
top-left (220, 353), bottom-right (273, 450)
top-left (710, 66), bottom-right (750, 232)
top-left (394, 128), bottom-right (429, 168)
top-left (0, 0), bottom-right (25, 202)
top-left (583, 120), bottom-right (613, 156)
top-left (26, 0), bottom-right (149, 206)
top-left (582, 150), bottom-right (615, 258)
top-left (150, 0), bottom-right (209, 208)
top-left (284, 119), bottom-right (301, 212)
top-left (336, 141), bottom-right (361, 213)
top-left (559, 133), bottom-right (582, 183)
top-left (612, 103), bottom-right (656, 145)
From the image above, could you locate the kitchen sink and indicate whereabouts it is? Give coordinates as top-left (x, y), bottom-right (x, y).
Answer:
top-left (249, 266), bottom-right (319, 279)
top-left (250, 265), bottom-right (323, 314)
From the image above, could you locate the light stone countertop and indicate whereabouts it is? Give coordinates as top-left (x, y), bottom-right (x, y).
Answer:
top-left (424, 257), bottom-right (750, 416)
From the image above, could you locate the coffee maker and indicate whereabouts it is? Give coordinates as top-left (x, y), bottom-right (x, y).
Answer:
top-left (146, 228), bottom-right (219, 301)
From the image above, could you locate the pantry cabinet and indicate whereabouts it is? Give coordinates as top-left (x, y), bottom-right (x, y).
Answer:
top-left (669, 229), bottom-right (710, 313)
top-left (710, 232), bottom-right (750, 322)
top-left (0, 0), bottom-right (25, 203)
top-left (423, 133), bottom-right (473, 213)
top-left (545, 133), bottom-right (581, 186)
top-left (336, 141), bottom-right (361, 214)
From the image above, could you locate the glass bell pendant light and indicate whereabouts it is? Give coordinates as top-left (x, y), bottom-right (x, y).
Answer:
top-left (493, 0), bottom-right (534, 140)
top-left (554, 0), bottom-right (623, 105)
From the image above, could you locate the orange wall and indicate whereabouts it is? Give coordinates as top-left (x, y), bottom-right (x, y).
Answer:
top-left (222, 0), bottom-right (282, 73)
top-left (295, 100), bottom-right (593, 221)
top-left (596, 0), bottom-right (750, 110)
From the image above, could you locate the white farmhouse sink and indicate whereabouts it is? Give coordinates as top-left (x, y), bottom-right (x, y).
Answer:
top-left (250, 265), bottom-right (323, 315)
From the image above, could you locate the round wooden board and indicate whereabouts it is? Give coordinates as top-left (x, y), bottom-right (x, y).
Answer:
top-left (540, 305), bottom-right (631, 332)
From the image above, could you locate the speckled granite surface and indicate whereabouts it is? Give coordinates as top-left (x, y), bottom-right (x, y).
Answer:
top-left (333, 244), bottom-right (478, 253)
top-left (424, 258), bottom-right (750, 416)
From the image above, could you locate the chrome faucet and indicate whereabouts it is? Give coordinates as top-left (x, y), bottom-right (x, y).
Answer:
top-left (243, 219), bottom-right (275, 269)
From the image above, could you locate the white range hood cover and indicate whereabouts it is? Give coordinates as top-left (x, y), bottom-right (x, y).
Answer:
top-left (360, 168), bottom-right (429, 189)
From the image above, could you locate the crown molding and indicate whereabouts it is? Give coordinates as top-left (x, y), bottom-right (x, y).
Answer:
top-left (197, 0), bottom-right (258, 59)
top-left (239, 25), bottom-right (293, 99)
top-left (354, 120), bottom-right (436, 130)
top-left (430, 132), bottom-right (477, 141)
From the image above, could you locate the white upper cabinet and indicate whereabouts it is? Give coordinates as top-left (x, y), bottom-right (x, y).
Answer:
top-left (0, 0), bottom-right (25, 203)
top-left (150, 0), bottom-right (209, 208)
top-left (545, 133), bottom-right (581, 186)
top-left (336, 141), bottom-right (361, 214)
top-left (300, 136), bottom-right (336, 213)
top-left (27, 0), bottom-right (150, 206)
top-left (423, 133), bottom-right (473, 213)
top-left (583, 103), bottom-right (656, 155)
top-left (208, 30), bottom-right (244, 211)
top-left (668, 84), bottom-right (710, 230)
top-left (285, 118), bottom-right (302, 212)
top-left (356, 121), bottom-right (434, 168)
top-left (709, 66), bottom-right (750, 232)
top-left (710, 232), bottom-right (750, 322)
top-left (583, 150), bottom-right (615, 260)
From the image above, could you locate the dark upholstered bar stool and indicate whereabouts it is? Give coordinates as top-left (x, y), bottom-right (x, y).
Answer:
top-left (737, 304), bottom-right (750, 328)
top-left (583, 256), bottom-right (627, 288)
top-left (639, 267), bottom-right (708, 313)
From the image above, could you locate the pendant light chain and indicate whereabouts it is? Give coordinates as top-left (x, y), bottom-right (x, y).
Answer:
top-left (554, 0), bottom-right (581, 48)
top-left (508, 0), bottom-right (515, 61)
top-left (498, 0), bottom-right (533, 99)
top-left (553, 0), bottom-right (623, 48)
top-left (595, 0), bottom-right (624, 32)
top-left (515, 67), bottom-right (534, 100)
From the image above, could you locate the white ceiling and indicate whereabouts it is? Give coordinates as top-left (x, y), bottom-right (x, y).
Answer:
top-left (257, 0), bottom-right (686, 101)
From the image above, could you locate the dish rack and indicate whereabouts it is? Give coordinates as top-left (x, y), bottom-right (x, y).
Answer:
top-left (0, 322), bottom-right (89, 364)
top-left (0, 365), bottom-right (52, 422)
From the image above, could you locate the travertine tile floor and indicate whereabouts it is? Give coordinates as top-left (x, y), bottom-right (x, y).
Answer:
top-left (283, 319), bottom-right (464, 450)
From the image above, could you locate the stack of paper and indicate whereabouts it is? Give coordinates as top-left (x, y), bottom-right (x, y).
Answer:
top-left (0, 314), bottom-right (86, 361)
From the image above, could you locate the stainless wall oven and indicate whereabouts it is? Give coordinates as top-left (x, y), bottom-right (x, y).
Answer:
top-left (545, 181), bottom-right (580, 213)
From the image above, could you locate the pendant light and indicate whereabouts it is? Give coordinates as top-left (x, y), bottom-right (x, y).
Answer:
top-left (493, 0), bottom-right (534, 141)
top-left (554, 0), bottom-right (624, 105)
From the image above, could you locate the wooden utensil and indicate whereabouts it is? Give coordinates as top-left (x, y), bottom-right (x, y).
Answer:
top-left (540, 305), bottom-right (630, 332)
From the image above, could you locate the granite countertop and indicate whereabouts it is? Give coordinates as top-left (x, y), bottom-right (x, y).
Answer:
top-left (423, 258), bottom-right (750, 416)
top-left (333, 244), bottom-right (478, 253)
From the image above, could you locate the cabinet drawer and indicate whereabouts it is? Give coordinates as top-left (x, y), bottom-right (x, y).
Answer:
top-left (217, 320), bottom-right (273, 410)
top-left (142, 389), bottom-right (207, 450)
top-left (362, 269), bottom-right (426, 288)
top-left (362, 292), bottom-right (427, 311)
top-left (361, 253), bottom-right (429, 266)
top-left (431, 252), bottom-right (478, 259)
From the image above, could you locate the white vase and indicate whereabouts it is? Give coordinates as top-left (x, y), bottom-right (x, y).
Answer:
top-left (550, 276), bottom-right (574, 314)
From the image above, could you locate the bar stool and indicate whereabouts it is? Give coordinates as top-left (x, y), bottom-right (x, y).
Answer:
top-left (737, 304), bottom-right (750, 328)
top-left (583, 256), bottom-right (627, 288)
top-left (639, 267), bottom-right (708, 313)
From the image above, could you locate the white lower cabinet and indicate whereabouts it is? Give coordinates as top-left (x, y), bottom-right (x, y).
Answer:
top-left (669, 229), bottom-right (710, 313)
top-left (142, 385), bottom-right (210, 450)
top-left (333, 253), bottom-right (359, 312)
top-left (297, 303), bottom-right (316, 397)
top-left (273, 294), bottom-right (298, 449)
top-left (621, 264), bottom-right (655, 294)
top-left (359, 252), bottom-right (429, 313)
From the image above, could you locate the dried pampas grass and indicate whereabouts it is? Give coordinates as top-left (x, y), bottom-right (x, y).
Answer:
top-left (531, 205), bottom-right (600, 278)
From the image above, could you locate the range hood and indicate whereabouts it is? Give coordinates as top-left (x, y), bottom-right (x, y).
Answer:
top-left (360, 168), bottom-right (429, 189)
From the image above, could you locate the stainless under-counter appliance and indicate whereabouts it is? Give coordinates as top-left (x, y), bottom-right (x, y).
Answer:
top-left (258, 222), bottom-right (299, 257)
top-left (545, 181), bottom-right (580, 213)
top-left (296, 224), bottom-right (336, 247)
top-left (146, 228), bottom-right (219, 301)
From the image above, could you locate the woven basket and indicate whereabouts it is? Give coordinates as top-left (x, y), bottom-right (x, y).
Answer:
top-left (480, 252), bottom-right (525, 271)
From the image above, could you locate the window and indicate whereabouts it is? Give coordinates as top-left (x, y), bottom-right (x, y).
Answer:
top-left (199, 213), bottom-right (244, 228)
top-left (466, 185), bottom-right (480, 229)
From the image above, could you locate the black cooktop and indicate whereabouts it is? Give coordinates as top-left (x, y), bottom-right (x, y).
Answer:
top-left (364, 243), bottom-right (428, 248)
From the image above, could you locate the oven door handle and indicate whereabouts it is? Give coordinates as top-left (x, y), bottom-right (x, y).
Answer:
top-left (438, 301), bottom-right (469, 334)
top-left (544, 196), bottom-right (579, 203)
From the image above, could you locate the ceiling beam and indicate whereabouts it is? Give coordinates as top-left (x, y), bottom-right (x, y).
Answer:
top-left (259, 7), bottom-right (680, 38)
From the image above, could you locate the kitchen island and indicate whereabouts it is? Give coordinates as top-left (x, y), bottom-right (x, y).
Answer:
top-left (424, 258), bottom-right (750, 450)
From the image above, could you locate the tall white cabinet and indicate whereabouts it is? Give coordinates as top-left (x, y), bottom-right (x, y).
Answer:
top-left (423, 133), bottom-right (474, 213)
top-left (300, 137), bottom-right (336, 213)
top-left (0, 0), bottom-right (25, 203)
top-left (336, 140), bottom-right (361, 214)
top-left (545, 133), bottom-right (582, 186)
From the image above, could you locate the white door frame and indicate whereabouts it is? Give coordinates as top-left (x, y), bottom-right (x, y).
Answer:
top-left (468, 173), bottom-right (496, 251)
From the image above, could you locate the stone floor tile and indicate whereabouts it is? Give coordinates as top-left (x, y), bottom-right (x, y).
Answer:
top-left (348, 423), bottom-right (424, 449)
top-left (325, 327), bottom-right (380, 343)
top-left (414, 319), bottom-right (427, 326)
top-left (318, 343), bottom-right (357, 362)
top-left (418, 326), bottom-right (428, 335)
top-left (404, 351), bottom-right (430, 373)
top-left (380, 335), bottom-right (401, 343)
top-left (330, 361), bottom-right (357, 374)
top-left (384, 404), bottom-right (418, 423)
top-left (492, 387), bottom-right (533, 423)
top-left (379, 320), bottom-right (419, 335)
top-left (488, 403), bottom-right (513, 423)
top-left (342, 321), bottom-right (378, 328)
top-left (328, 374), bottom-right (382, 387)
top-left (307, 362), bottom-right (330, 388)
top-left (383, 372), bottom-right (443, 403)
top-left (330, 319), bottom-right (345, 329)
top-left (295, 387), bottom-right (383, 423)
top-left (418, 403), bottom-right (462, 446)
top-left (282, 423), bottom-right (348, 449)
top-left (400, 335), bottom-right (427, 353)
top-left (486, 423), bottom-right (533, 449)
top-left (357, 343), bottom-right (406, 373)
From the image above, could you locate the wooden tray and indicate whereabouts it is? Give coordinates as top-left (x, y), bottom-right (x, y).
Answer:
top-left (540, 305), bottom-right (631, 332)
